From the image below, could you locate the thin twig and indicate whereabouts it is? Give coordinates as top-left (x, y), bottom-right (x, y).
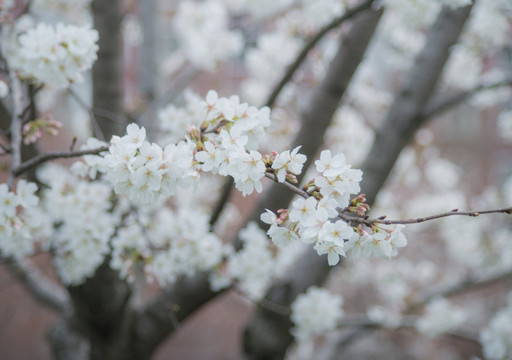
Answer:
top-left (264, 0), bottom-right (375, 108)
top-left (338, 207), bottom-right (512, 225)
top-left (13, 145), bottom-right (109, 176)
top-left (336, 314), bottom-right (479, 343)
top-left (68, 87), bottom-right (105, 141)
top-left (0, 142), bottom-right (10, 153)
top-left (264, 172), bottom-right (309, 198)
top-left (262, 173), bottom-right (512, 225)
top-left (423, 77), bottom-right (512, 119)
top-left (233, 287), bottom-right (291, 316)
top-left (417, 269), bottom-right (512, 307)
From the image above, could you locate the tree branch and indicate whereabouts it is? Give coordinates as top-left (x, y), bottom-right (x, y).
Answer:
top-left (12, 146), bottom-right (109, 177)
top-left (417, 269), bottom-right (512, 306)
top-left (91, 0), bottom-right (125, 138)
top-left (337, 206), bottom-right (512, 225)
top-left (261, 172), bottom-right (512, 225)
top-left (5, 257), bottom-right (70, 313)
top-left (134, 273), bottom-right (221, 359)
top-left (265, 0), bottom-right (376, 108)
top-left (423, 77), bottom-right (512, 120)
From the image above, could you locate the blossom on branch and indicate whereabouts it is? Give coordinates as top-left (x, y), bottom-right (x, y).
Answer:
top-left (11, 22), bottom-right (99, 88)
top-left (291, 286), bottom-right (344, 341)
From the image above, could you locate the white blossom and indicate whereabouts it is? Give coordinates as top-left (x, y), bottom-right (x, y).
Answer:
top-left (173, 1), bottom-right (242, 71)
top-left (11, 23), bottom-right (98, 88)
top-left (416, 298), bottom-right (467, 337)
top-left (291, 287), bottom-right (343, 341)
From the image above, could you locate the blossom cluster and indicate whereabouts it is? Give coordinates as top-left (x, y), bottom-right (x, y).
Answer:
top-left (158, 90), bottom-right (206, 144)
top-left (290, 286), bottom-right (344, 341)
top-left (241, 0), bottom-right (344, 104)
top-left (111, 207), bottom-right (223, 286)
top-left (98, 123), bottom-right (198, 204)
top-left (415, 297), bottom-right (467, 337)
top-left (262, 150), bottom-right (407, 266)
top-left (221, 222), bottom-right (278, 300)
top-left (95, 91), bottom-right (273, 204)
top-left (102, 90), bottom-right (407, 268)
top-left (192, 90), bottom-right (272, 195)
top-left (11, 22), bottom-right (98, 88)
top-left (0, 180), bottom-right (48, 260)
top-left (39, 165), bottom-right (117, 285)
top-left (173, 1), bottom-right (243, 71)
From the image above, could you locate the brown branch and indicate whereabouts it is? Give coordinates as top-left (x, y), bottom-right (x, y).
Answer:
top-left (262, 172), bottom-right (512, 225)
top-left (336, 314), bottom-right (480, 342)
top-left (264, 0), bottom-right (376, 108)
top-left (5, 257), bottom-right (70, 313)
top-left (338, 207), bottom-right (512, 225)
top-left (423, 77), bottom-right (512, 119)
top-left (12, 146), bottom-right (109, 177)
top-left (264, 172), bottom-right (309, 199)
top-left (417, 269), bottom-right (512, 306)
top-left (135, 273), bottom-right (221, 359)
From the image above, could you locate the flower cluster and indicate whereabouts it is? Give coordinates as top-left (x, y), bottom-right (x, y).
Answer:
top-left (415, 297), bottom-right (467, 337)
top-left (291, 286), bottom-right (344, 341)
top-left (40, 165), bottom-right (117, 285)
top-left (223, 222), bottom-right (278, 300)
top-left (193, 90), bottom-right (272, 196)
top-left (0, 181), bottom-right (48, 260)
top-left (22, 116), bottom-right (62, 144)
top-left (157, 90), bottom-right (206, 144)
top-left (99, 123), bottom-right (198, 204)
top-left (262, 150), bottom-right (407, 266)
top-left (96, 91), bottom-right (273, 203)
top-left (111, 206), bottom-right (223, 286)
top-left (97, 91), bottom-right (406, 269)
top-left (12, 22), bottom-right (98, 88)
top-left (173, 1), bottom-right (243, 71)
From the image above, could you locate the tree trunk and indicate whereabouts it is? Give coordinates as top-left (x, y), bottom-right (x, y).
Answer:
top-left (91, 0), bottom-right (125, 139)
